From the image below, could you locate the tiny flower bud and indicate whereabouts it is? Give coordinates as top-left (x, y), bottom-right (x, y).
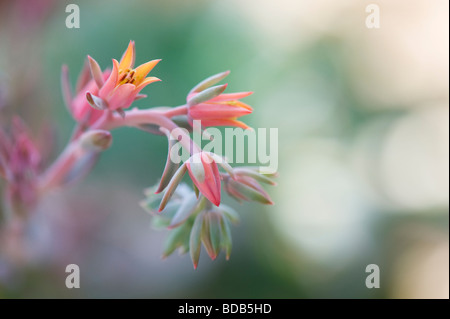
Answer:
top-left (79, 129), bottom-right (112, 152)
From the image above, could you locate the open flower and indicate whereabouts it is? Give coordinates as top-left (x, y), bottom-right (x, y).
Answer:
top-left (85, 40), bottom-right (161, 114)
top-left (186, 71), bottom-right (253, 129)
top-left (69, 69), bottom-right (111, 125)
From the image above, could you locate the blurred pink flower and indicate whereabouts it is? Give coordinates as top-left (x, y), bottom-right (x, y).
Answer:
top-left (0, 118), bottom-right (43, 216)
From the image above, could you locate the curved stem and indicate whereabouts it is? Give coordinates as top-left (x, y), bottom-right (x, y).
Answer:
top-left (39, 105), bottom-right (196, 192)
top-left (162, 104), bottom-right (187, 118)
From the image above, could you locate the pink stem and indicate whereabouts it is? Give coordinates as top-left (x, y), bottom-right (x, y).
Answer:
top-left (39, 105), bottom-right (196, 192)
top-left (162, 105), bottom-right (188, 118)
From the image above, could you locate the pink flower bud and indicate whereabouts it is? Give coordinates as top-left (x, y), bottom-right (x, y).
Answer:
top-left (186, 152), bottom-right (221, 207)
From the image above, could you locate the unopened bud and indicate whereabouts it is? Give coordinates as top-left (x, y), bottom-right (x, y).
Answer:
top-left (79, 130), bottom-right (112, 152)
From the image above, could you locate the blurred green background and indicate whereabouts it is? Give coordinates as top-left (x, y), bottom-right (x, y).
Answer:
top-left (0, 0), bottom-right (448, 298)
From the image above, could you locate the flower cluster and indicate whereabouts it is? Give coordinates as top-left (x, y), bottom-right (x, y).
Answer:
top-left (0, 41), bottom-right (276, 269)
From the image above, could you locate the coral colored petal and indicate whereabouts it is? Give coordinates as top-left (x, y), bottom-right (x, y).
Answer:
top-left (119, 40), bottom-right (135, 70)
top-left (209, 91), bottom-right (253, 102)
top-left (223, 100), bottom-right (253, 111)
top-left (133, 76), bottom-right (161, 94)
top-left (186, 158), bottom-right (220, 206)
top-left (200, 119), bottom-right (251, 130)
top-left (189, 104), bottom-right (252, 119)
top-left (187, 163), bottom-right (215, 204)
top-left (134, 59), bottom-right (161, 85)
top-left (107, 83), bottom-right (135, 110)
top-left (207, 154), bottom-right (222, 204)
top-left (201, 153), bottom-right (220, 205)
top-left (99, 59), bottom-right (119, 98)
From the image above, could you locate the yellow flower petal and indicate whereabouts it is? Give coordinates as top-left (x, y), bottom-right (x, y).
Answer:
top-left (119, 40), bottom-right (135, 71)
top-left (134, 76), bottom-right (161, 93)
top-left (134, 59), bottom-right (161, 85)
top-left (216, 100), bottom-right (253, 111)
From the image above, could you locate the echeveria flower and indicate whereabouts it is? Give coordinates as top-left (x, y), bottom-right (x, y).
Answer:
top-left (186, 71), bottom-right (253, 129)
top-left (85, 40), bottom-right (161, 114)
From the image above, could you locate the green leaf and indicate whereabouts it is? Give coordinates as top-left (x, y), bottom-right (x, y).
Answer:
top-left (233, 168), bottom-right (276, 185)
top-left (150, 202), bottom-right (179, 229)
top-left (190, 212), bottom-right (204, 269)
top-left (159, 163), bottom-right (187, 212)
top-left (163, 222), bottom-right (192, 258)
top-left (169, 193), bottom-right (202, 229)
top-left (187, 84), bottom-right (227, 107)
top-left (156, 137), bottom-right (181, 193)
top-left (208, 212), bottom-right (221, 258)
top-left (219, 204), bottom-right (240, 225)
top-left (219, 214), bottom-right (232, 260)
top-left (201, 213), bottom-right (216, 260)
top-left (189, 71), bottom-right (230, 94)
